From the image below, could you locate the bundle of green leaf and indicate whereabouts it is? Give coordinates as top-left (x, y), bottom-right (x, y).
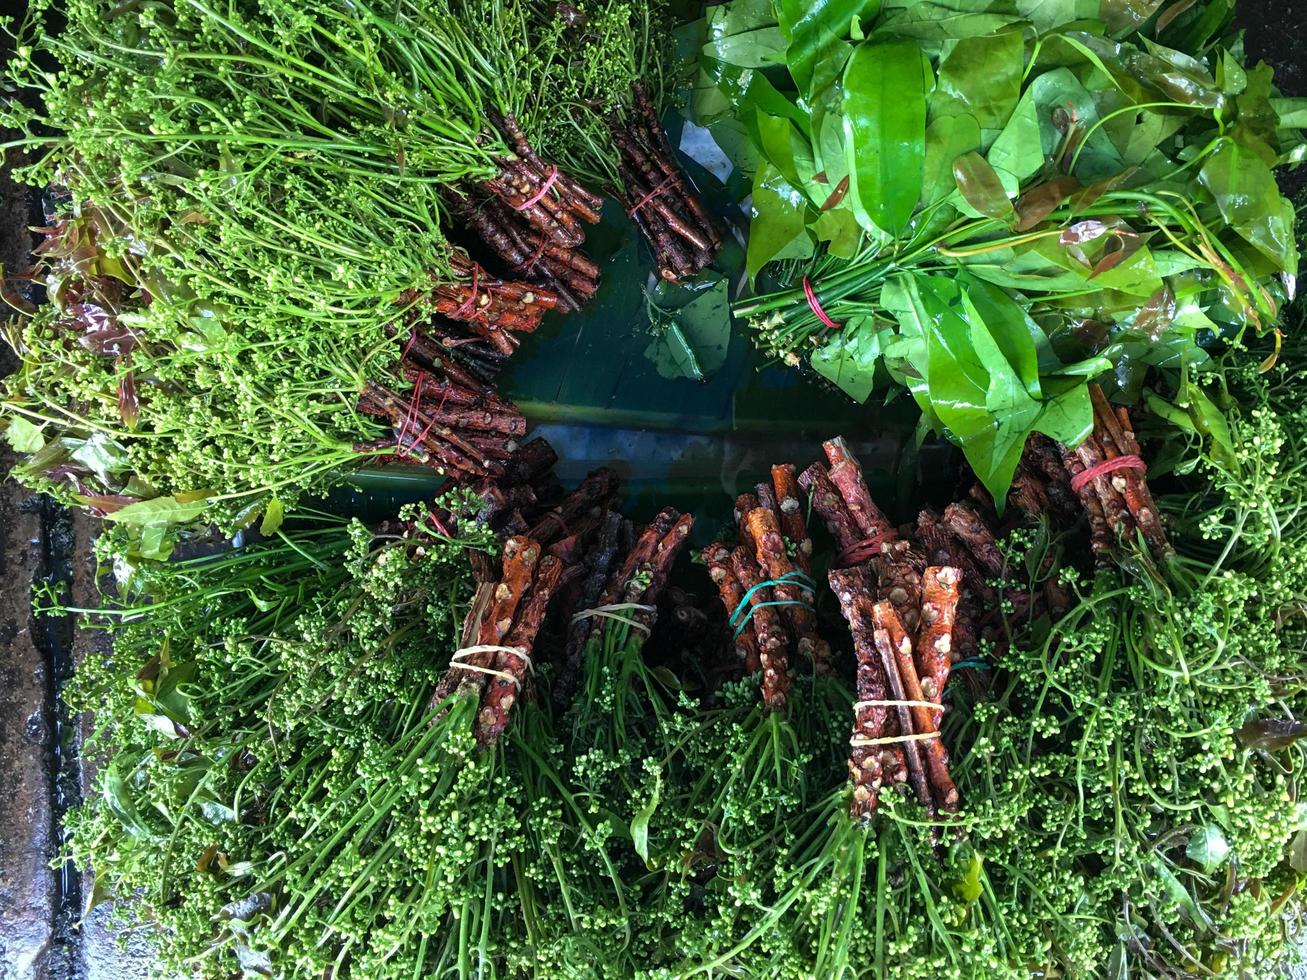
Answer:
top-left (0, 202), bottom-right (542, 541)
top-left (694, 0), bottom-right (1301, 500)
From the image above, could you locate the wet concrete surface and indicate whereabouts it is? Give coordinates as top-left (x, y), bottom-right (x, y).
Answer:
top-left (0, 3), bottom-right (1305, 979)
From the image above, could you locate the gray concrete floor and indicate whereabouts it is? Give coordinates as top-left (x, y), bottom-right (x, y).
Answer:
top-left (1, 2), bottom-right (1305, 978)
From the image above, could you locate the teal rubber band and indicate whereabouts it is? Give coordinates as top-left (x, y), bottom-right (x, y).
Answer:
top-left (952, 658), bottom-right (991, 671)
top-left (728, 570), bottom-right (818, 638)
top-left (728, 571), bottom-right (816, 627)
top-left (732, 599), bottom-right (814, 638)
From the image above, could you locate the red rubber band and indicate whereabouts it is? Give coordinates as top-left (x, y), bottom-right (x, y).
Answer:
top-left (514, 234), bottom-right (548, 274)
top-left (836, 529), bottom-right (898, 569)
top-left (406, 385), bottom-right (450, 456)
top-left (803, 277), bottom-right (842, 330)
top-left (453, 263), bottom-right (481, 321)
top-left (627, 174), bottom-right (676, 217)
top-left (513, 165), bottom-right (559, 212)
top-left (1070, 454), bottom-right (1145, 494)
top-left (397, 374), bottom-right (426, 457)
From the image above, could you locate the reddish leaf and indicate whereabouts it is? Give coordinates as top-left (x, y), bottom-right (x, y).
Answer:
top-left (82, 494), bottom-right (138, 515)
top-left (1070, 168), bottom-right (1140, 212)
top-left (1088, 234), bottom-right (1143, 279)
top-left (118, 369), bottom-right (140, 428)
top-left (820, 175), bottom-right (850, 212)
top-left (1014, 176), bottom-right (1079, 231)
top-left (1060, 220), bottom-right (1112, 247)
top-left (1237, 718), bottom-right (1307, 751)
top-left (71, 304), bottom-right (137, 357)
top-left (952, 152), bottom-right (1014, 221)
top-left (1155, 0), bottom-right (1197, 34)
top-left (1132, 287), bottom-right (1177, 340)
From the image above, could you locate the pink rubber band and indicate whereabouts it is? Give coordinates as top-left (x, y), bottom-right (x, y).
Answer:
top-left (802, 277), bottom-right (842, 330)
top-left (836, 530), bottom-right (898, 569)
top-left (453, 264), bottom-right (481, 321)
top-left (513, 166), bottom-right (559, 211)
top-left (627, 174), bottom-right (676, 217)
top-left (1070, 454), bottom-right (1145, 494)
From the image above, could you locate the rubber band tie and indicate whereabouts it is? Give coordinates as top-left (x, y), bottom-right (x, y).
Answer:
top-left (572, 603), bottom-right (655, 634)
top-left (450, 644), bottom-right (531, 689)
top-left (513, 165), bottom-right (559, 211)
top-left (837, 529), bottom-right (899, 569)
top-left (453, 263), bottom-right (481, 321)
top-left (850, 731), bottom-right (940, 747)
top-left (1070, 454), bottom-right (1145, 494)
top-left (951, 658), bottom-right (991, 672)
top-left (406, 385), bottom-right (448, 458)
top-left (802, 276), bottom-right (843, 330)
top-left (729, 571), bottom-right (817, 638)
top-left (396, 374), bottom-right (426, 458)
top-left (854, 699), bottom-right (941, 711)
top-left (627, 174), bottom-right (676, 217)
top-left (515, 234), bottom-right (548, 274)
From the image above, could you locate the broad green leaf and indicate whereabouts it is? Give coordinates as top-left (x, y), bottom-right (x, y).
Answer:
top-left (923, 114), bottom-right (982, 204)
top-left (877, 3), bottom-right (1018, 48)
top-left (746, 164), bottom-right (813, 282)
top-left (777, 0), bottom-right (880, 98)
top-left (1199, 139), bottom-right (1299, 274)
top-left (3, 416), bottom-right (45, 453)
top-left (1232, 62), bottom-right (1281, 166)
top-left (643, 277), bottom-right (733, 381)
top-left (933, 29), bottom-right (1024, 135)
top-left (1016, 0), bottom-right (1098, 31)
top-left (755, 112), bottom-right (816, 198)
top-left (952, 151), bottom-right (1014, 220)
top-left (105, 493), bottom-right (216, 526)
top-left (986, 87), bottom-right (1044, 188)
top-left (958, 278), bottom-right (1041, 396)
top-left (810, 317), bottom-right (885, 402)
top-left (842, 39), bottom-right (929, 234)
top-left (812, 208), bottom-right (863, 257)
top-left (1100, 0), bottom-right (1165, 34)
top-left (704, 27), bottom-right (787, 68)
top-left (1272, 97), bottom-right (1307, 130)
top-left (71, 432), bottom-right (131, 487)
top-left (102, 764), bottom-right (154, 840)
top-left (1185, 825), bottom-right (1230, 872)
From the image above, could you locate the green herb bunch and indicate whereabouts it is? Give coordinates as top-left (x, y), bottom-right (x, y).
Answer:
top-left (62, 498), bottom-right (551, 978)
top-left (1, 201), bottom-right (395, 538)
top-left (698, 0), bottom-right (1302, 500)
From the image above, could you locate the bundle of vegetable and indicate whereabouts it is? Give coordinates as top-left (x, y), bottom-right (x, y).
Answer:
top-left (699, 0), bottom-right (1301, 499)
top-left (2, 0), bottom-right (602, 327)
top-left (0, 199), bottom-right (545, 540)
top-left (494, 0), bottom-right (724, 282)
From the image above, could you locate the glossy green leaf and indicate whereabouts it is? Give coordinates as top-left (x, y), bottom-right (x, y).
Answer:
top-left (260, 499), bottom-right (285, 536)
top-left (747, 164), bottom-right (813, 282)
top-left (631, 773), bottom-right (662, 865)
top-left (842, 39), bottom-right (928, 234)
top-left (3, 416), bottom-right (45, 453)
top-left (104, 492), bottom-right (216, 526)
top-left (986, 86), bottom-right (1044, 188)
top-left (923, 113), bottom-right (982, 204)
top-left (704, 26), bottom-right (788, 68)
top-left (1185, 825), bottom-right (1230, 872)
top-left (1100, 0), bottom-right (1165, 34)
top-left (953, 151), bottom-right (1014, 220)
top-left (810, 317), bottom-right (885, 402)
top-left (933, 29), bottom-right (1024, 136)
top-left (812, 208), bottom-right (863, 257)
top-left (1199, 139), bottom-right (1299, 275)
top-left (644, 277), bottom-right (733, 381)
top-left (71, 432), bottom-right (131, 487)
top-left (777, 0), bottom-right (880, 98)
top-left (1015, 0), bottom-right (1098, 31)
top-left (755, 112), bottom-right (817, 198)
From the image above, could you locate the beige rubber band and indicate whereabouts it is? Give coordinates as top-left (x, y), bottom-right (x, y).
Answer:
top-left (571, 603), bottom-right (655, 634)
top-left (854, 699), bottom-right (941, 711)
top-left (850, 731), bottom-right (941, 747)
top-left (451, 644), bottom-right (531, 689)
